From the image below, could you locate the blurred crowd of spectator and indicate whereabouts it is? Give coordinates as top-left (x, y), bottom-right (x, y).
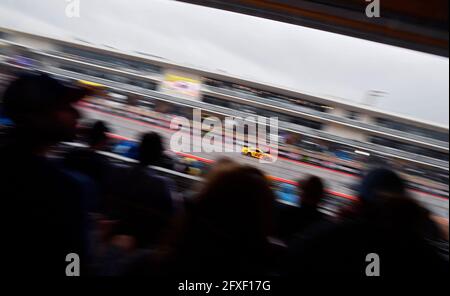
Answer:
top-left (0, 73), bottom-right (448, 277)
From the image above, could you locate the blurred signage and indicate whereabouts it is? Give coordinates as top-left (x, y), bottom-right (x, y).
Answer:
top-left (161, 70), bottom-right (201, 101)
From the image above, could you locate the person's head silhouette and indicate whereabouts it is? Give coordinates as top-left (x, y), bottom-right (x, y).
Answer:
top-left (138, 132), bottom-right (164, 166)
top-left (2, 73), bottom-right (89, 148)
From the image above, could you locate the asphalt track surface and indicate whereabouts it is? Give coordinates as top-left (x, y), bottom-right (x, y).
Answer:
top-left (79, 106), bottom-right (449, 219)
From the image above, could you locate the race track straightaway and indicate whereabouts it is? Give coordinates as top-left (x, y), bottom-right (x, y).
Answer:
top-left (78, 106), bottom-right (449, 219)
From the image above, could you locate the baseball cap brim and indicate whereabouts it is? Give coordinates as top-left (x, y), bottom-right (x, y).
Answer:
top-left (2, 73), bottom-right (93, 120)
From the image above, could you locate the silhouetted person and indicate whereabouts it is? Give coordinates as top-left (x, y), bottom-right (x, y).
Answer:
top-left (285, 168), bottom-right (448, 276)
top-left (113, 132), bottom-right (175, 248)
top-left (139, 132), bottom-right (174, 170)
top-left (359, 167), bottom-right (406, 202)
top-left (164, 161), bottom-right (276, 276)
top-left (86, 120), bottom-right (110, 149)
top-left (276, 176), bottom-right (327, 242)
top-left (64, 120), bottom-right (116, 214)
top-left (0, 73), bottom-right (94, 276)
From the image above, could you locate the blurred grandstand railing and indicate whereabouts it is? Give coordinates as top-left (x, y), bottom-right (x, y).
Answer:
top-left (56, 141), bottom-right (449, 257)
top-left (57, 141), bottom-right (355, 217)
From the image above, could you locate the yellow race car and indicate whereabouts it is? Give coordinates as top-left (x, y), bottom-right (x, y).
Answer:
top-left (241, 146), bottom-right (272, 160)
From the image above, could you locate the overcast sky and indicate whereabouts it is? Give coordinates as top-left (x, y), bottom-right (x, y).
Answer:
top-left (0, 0), bottom-right (448, 126)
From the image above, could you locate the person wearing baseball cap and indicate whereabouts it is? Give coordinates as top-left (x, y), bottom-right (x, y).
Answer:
top-left (1, 72), bottom-right (90, 148)
top-left (0, 73), bottom-right (93, 276)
